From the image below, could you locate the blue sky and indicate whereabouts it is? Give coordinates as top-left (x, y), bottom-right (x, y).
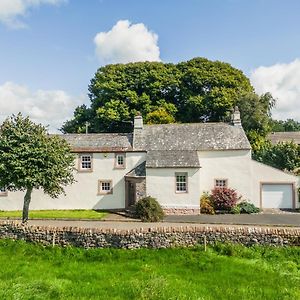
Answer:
top-left (1, 0), bottom-right (300, 131)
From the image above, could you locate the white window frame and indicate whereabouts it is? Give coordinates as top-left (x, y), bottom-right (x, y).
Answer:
top-left (175, 172), bottom-right (188, 193)
top-left (114, 153), bottom-right (126, 169)
top-left (98, 180), bottom-right (113, 195)
top-left (79, 153), bottom-right (93, 172)
top-left (215, 179), bottom-right (228, 188)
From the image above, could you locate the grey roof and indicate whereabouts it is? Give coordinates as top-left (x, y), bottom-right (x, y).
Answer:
top-left (146, 150), bottom-right (200, 168)
top-left (268, 132), bottom-right (300, 145)
top-left (126, 161), bottom-right (146, 177)
top-left (133, 123), bottom-right (251, 151)
top-left (59, 133), bottom-right (133, 152)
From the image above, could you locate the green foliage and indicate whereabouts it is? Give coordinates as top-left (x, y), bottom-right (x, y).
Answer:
top-left (237, 201), bottom-right (260, 214)
top-left (211, 187), bottom-right (239, 212)
top-left (236, 92), bottom-right (275, 151)
top-left (0, 239), bottom-right (300, 300)
top-left (270, 118), bottom-right (300, 132)
top-left (200, 192), bottom-right (215, 214)
top-left (62, 58), bottom-right (253, 133)
top-left (230, 205), bottom-right (241, 214)
top-left (0, 114), bottom-right (75, 222)
top-left (0, 210), bottom-right (107, 220)
top-left (0, 114), bottom-right (75, 196)
top-left (253, 141), bottom-right (300, 175)
top-left (135, 196), bottom-right (165, 222)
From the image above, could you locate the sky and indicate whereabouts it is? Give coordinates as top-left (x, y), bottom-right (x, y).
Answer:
top-left (0, 0), bottom-right (300, 132)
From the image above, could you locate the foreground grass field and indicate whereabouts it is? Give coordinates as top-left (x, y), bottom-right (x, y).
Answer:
top-left (0, 210), bottom-right (107, 220)
top-left (0, 240), bottom-right (299, 299)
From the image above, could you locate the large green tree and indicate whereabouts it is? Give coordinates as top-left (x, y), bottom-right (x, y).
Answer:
top-left (253, 141), bottom-right (300, 176)
top-left (0, 114), bottom-right (75, 223)
top-left (62, 58), bottom-right (254, 133)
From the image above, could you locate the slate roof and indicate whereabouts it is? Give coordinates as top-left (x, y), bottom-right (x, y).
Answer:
top-left (60, 133), bottom-right (133, 152)
top-left (268, 132), bottom-right (300, 145)
top-left (146, 150), bottom-right (200, 168)
top-left (133, 123), bottom-right (251, 151)
top-left (126, 161), bottom-right (146, 177)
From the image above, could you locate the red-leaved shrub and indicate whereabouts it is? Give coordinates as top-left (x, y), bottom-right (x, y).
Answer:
top-left (211, 187), bottom-right (239, 211)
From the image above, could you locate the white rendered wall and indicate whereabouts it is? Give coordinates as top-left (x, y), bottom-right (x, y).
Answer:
top-left (0, 152), bottom-right (146, 211)
top-left (251, 160), bottom-right (299, 208)
top-left (198, 150), bottom-right (253, 202)
top-left (146, 168), bottom-right (200, 209)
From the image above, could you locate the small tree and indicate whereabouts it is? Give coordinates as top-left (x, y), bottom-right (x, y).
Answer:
top-left (0, 114), bottom-right (75, 223)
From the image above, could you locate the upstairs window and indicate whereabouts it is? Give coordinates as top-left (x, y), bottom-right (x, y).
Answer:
top-left (175, 173), bottom-right (188, 193)
top-left (79, 154), bottom-right (93, 171)
top-left (98, 180), bottom-right (113, 195)
top-left (115, 153), bottom-right (126, 168)
top-left (215, 179), bottom-right (228, 188)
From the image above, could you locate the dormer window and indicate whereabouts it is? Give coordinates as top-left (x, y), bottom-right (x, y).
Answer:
top-left (115, 153), bottom-right (126, 169)
top-left (79, 154), bottom-right (93, 172)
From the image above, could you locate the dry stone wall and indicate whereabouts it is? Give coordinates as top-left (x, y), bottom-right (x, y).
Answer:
top-left (0, 221), bottom-right (299, 249)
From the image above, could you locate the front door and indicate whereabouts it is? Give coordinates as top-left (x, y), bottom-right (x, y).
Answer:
top-left (128, 182), bottom-right (136, 207)
top-left (125, 180), bottom-right (136, 208)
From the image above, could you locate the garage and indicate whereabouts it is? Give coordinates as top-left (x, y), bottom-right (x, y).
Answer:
top-left (261, 184), bottom-right (294, 209)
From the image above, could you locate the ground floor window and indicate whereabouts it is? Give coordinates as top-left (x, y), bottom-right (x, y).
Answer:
top-left (175, 173), bottom-right (188, 193)
top-left (215, 179), bottom-right (228, 188)
top-left (98, 180), bottom-right (113, 195)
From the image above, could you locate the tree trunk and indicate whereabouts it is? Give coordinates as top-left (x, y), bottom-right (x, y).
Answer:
top-left (22, 187), bottom-right (33, 223)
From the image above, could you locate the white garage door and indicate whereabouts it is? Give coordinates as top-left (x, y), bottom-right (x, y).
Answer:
top-left (262, 184), bottom-right (293, 209)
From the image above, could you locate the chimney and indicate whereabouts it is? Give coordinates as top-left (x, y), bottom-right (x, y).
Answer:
top-left (231, 106), bottom-right (242, 126)
top-left (134, 113), bottom-right (143, 130)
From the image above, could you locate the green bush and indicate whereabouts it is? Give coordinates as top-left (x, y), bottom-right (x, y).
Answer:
top-left (135, 196), bottom-right (165, 222)
top-left (200, 192), bottom-right (215, 214)
top-left (230, 205), bottom-right (241, 214)
top-left (237, 201), bottom-right (260, 214)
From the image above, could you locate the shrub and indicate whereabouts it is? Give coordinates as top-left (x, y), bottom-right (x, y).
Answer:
top-left (211, 187), bottom-right (239, 212)
top-left (200, 192), bottom-right (215, 214)
top-left (230, 205), bottom-right (241, 214)
top-left (237, 201), bottom-right (260, 214)
top-left (135, 196), bottom-right (165, 222)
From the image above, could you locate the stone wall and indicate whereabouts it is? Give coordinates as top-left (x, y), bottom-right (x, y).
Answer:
top-left (0, 221), bottom-right (299, 248)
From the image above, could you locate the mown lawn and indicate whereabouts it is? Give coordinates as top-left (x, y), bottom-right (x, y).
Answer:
top-left (0, 240), bottom-right (299, 299)
top-left (0, 210), bottom-right (107, 220)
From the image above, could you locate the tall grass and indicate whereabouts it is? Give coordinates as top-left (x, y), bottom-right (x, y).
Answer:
top-left (0, 240), bottom-right (299, 299)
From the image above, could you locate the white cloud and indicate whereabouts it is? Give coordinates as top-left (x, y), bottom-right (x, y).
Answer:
top-left (94, 20), bottom-right (161, 64)
top-left (251, 58), bottom-right (300, 121)
top-left (0, 81), bottom-right (86, 132)
top-left (0, 0), bottom-right (66, 28)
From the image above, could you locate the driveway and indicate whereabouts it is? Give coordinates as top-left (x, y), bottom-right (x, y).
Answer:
top-left (164, 213), bottom-right (300, 227)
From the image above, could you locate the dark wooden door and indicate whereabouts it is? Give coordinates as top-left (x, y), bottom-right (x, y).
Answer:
top-left (128, 182), bottom-right (136, 207)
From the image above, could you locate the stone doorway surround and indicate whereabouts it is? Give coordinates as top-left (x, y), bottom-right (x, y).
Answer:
top-left (125, 161), bottom-right (146, 208)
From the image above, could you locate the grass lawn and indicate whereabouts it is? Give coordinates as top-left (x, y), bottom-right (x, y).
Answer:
top-left (0, 240), bottom-right (299, 300)
top-left (0, 210), bottom-right (107, 220)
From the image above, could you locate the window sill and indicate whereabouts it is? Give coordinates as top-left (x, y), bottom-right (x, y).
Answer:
top-left (77, 169), bottom-right (93, 173)
top-left (97, 192), bottom-right (113, 195)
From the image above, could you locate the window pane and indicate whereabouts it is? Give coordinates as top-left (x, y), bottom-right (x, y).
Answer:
top-left (81, 155), bottom-right (92, 169)
top-left (176, 174), bottom-right (187, 192)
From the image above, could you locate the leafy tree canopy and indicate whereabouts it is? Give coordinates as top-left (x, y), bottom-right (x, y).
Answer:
top-left (253, 141), bottom-right (300, 176)
top-left (0, 114), bottom-right (75, 222)
top-left (62, 58), bottom-right (254, 133)
top-left (270, 119), bottom-right (300, 132)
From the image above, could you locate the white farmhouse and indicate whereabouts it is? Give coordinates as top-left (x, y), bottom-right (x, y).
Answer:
top-left (0, 108), bottom-right (299, 213)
